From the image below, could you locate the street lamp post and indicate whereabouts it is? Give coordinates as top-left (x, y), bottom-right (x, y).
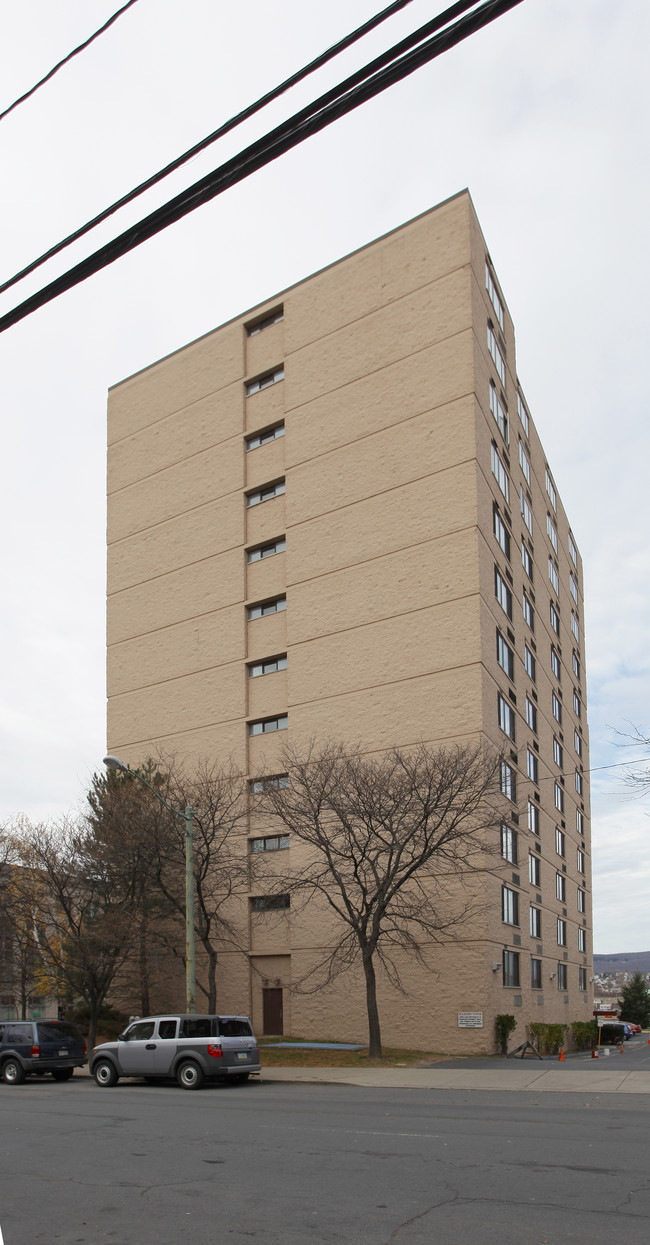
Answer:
top-left (103, 755), bottom-right (196, 1013)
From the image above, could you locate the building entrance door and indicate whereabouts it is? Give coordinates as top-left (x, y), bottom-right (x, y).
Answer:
top-left (263, 988), bottom-right (283, 1035)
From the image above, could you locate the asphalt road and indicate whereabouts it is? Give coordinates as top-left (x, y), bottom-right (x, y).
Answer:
top-left (1, 1072), bottom-right (649, 1245)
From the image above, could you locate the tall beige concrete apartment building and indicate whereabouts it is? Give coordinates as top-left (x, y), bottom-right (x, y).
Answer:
top-left (107, 190), bottom-right (592, 1052)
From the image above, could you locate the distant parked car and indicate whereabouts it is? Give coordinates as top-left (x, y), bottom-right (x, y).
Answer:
top-left (90, 1014), bottom-right (261, 1089)
top-left (0, 1019), bottom-right (86, 1084)
top-left (622, 1022), bottom-right (642, 1035)
top-left (599, 1022), bottom-right (629, 1045)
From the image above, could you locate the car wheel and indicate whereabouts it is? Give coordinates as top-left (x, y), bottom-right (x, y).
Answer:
top-left (52, 1068), bottom-right (74, 1082)
top-left (176, 1060), bottom-right (205, 1090)
top-left (2, 1058), bottom-right (26, 1085)
top-left (93, 1059), bottom-right (119, 1087)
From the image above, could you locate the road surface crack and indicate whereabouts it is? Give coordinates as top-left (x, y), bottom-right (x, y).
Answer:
top-left (383, 1188), bottom-right (460, 1243)
top-left (614, 1180), bottom-right (650, 1214)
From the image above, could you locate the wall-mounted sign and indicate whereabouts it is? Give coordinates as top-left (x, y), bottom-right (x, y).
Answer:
top-left (457, 1011), bottom-right (483, 1028)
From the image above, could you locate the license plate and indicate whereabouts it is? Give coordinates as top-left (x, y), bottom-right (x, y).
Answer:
top-left (237, 1052), bottom-right (248, 1061)
top-left (58, 1050), bottom-right (67, 1056)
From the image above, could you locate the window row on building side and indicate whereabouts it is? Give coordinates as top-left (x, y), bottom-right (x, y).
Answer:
top-left (503, 951), bottom-right (588, 992)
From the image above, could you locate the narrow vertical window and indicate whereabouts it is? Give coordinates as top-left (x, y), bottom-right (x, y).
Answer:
top-left (518, 440), bottom-right (531, 485)
top-left (520, 486), bottom-right (533, 534)
top-left (495, 568), bottom-right (513, 620)
top-left (500, 762), bottom-right (517, 802)
top-left (497, 631), bottom-right (515, 679)
top-left (498, 694), bottom-right (516, 741)
top-left (489, 381), bottom-right (509, 442)
top-left (545, 468), bottom-right (557, 511)
top-left (503, 950), bottom-right (520, 987)
top-left (487, 322), bottom-right (506, 385)
top-left (502, 886), bottom-right (519, 926)
top-left (493, 505), bottom-right (511, 559)
top-left (491, 443), bottom-right (510, 502)
top-left (517, 392), bottom-right (530, 436)
top-left (485, 262), bottom-right (505, 329)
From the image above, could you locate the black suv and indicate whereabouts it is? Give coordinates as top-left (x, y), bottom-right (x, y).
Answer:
top-left (0, 1020), bottom-right (86, 1084)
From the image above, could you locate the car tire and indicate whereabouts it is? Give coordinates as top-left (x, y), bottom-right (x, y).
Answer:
top-left (2, 1058), bottom-right (26, 1085)
top-left (52, 1068), bottom-right (74, 1082)
top-left (93, 1059), bottom-right (119, 1087)
top-left (176, 1060), bottom-right (205, 1090)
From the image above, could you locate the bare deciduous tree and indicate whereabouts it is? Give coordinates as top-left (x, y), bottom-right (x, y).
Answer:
top-left (8, 819), bottom-right (136, 1049)
top-left (0, 835), bottom-right (50, 1019)
top-left (257, 740), bottom-right (502, 1058)
top-left (618, 726), bottom-right (650, 795)
top-left (152, 756), bottom-right (251, 1013)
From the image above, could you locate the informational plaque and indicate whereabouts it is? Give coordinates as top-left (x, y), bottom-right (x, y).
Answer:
top-left (457, 1011), bottom-right (483, 1028)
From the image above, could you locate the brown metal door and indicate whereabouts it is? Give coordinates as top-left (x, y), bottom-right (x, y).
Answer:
top-left (262, 988), bottom-right (283, 1035)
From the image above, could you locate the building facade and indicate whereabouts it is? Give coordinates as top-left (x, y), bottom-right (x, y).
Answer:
top-left (107, 190), bottom-right (592, 1052)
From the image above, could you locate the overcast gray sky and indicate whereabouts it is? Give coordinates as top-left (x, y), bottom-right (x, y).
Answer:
top-left (1, 0), bottom-right (648, 952)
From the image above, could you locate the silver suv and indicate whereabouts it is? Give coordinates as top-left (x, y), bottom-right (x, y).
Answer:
top-left (90, 1014), bottom-right (261, 1090)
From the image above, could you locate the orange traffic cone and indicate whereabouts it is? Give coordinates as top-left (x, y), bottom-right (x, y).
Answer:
top-left (591, 1049), bottom-right (598, 1059)
top-left (620, 1045), bottom-right (625, 1054)
top-left (558, 1049), bottom-right (564, 1062)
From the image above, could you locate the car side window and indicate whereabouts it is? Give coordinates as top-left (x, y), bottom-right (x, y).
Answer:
top-left (125, 1021), bottom-right (155, 1041)
top-left (6, 1025), bottom-right (31, 1042)
top-left (179, 1018), bottom-right (214, 1039)
top-left (157, 1020), bottom-right (178, 1040)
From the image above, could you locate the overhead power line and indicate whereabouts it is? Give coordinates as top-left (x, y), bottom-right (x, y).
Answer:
top-left (0, 0), bottom-right (468, 299)
top-left (0, 0), bottom-right (142, 124)
top-left (0, 0), bottom-right (524, 336)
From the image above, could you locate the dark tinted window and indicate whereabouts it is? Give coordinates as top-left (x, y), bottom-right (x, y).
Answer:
top-left (217, 1018), bottom-right (253, 1037)
top-left (5, 1025), bottom-right (32, 1043)
top-left (37, 1022), bottom-right (83, 1042)
top-left (179, 1018), bottom-right (215, 1039)
top-left (157, 1020), bottom-right (178, 1040)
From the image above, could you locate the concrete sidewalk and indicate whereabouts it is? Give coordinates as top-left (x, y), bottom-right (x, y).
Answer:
top-left (259, 1063), bottom-right (650, 1094)
top-left (76, 1048), bottom-right (650, 1095)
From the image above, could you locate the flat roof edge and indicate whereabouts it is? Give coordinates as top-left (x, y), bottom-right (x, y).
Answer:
top-left (109, 188), bottom-right (474, 392)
